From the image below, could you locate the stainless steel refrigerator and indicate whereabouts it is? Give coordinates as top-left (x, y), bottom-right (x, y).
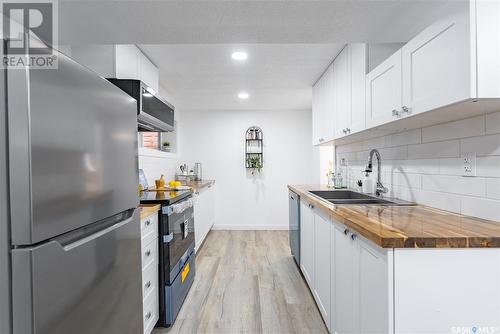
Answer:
top-left (1, 49), bottom-right (143, 334)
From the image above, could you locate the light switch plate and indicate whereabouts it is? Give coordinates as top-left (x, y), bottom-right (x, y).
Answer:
top-left (462, 152), bottom-right (476, 177)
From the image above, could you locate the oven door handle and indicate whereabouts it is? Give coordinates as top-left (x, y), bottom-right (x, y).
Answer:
top-left (163, 233), bottom-right (174, 244)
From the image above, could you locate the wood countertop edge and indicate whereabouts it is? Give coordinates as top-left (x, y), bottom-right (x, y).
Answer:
top-left (139, 204), bottom-right (161, 220)
top-left (288, 184), bottom-right (500, 249)
top-left (188, 180), bottom-right (215, 192)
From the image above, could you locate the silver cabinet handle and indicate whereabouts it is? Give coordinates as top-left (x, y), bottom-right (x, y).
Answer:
top-left (342, 129), bottom-right (347, 134)
top-left (290, 196), bottom-right (294, 200)
top-left (344, 228), bottom-right (350, 236)
top-left (145, 250), bottom-right (151, 257)
top-left (145, 281), bottom-right (151, 289)
top-left (392, 109), bottom-right (400, 117)
top-left (146, 312), bottom-right (152, 319)
top-left (145, 220), bottom-right (151, 226)
top-left (351, 233), bottom-right (357, 241)
top-left (346, 128), bottom-right (351, 133)
top-left (401, 106), bottom-right (410, 114)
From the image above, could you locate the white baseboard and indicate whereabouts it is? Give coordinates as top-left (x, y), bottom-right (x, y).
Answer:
top-left (211, 225), bottom-right (289, 231)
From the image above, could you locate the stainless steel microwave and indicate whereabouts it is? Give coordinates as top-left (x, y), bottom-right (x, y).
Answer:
top-left (107, 78), bottom-right (175, 132)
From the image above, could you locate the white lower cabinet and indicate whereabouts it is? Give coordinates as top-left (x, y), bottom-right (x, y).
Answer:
top-left (300, 199), bottom-right (315, 287)
top-left (313, 210), bottom-right (331, 330)
top-left (297, 199), bottom-right (500, 334)
top-left (332, 220), bottom-right (356, 334)
top-left (193, 184), bottom-right (215, 252)
top-left (331, 219), bottom-right (392, 334)
top-left (140, 212), bottom-right (159, 334)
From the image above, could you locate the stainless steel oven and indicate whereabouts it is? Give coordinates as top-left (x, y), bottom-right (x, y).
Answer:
top-left (139, 190), bottom-right (196, 328)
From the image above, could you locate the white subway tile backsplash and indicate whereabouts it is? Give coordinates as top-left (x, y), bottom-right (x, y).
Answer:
top-left (477, 156), bottom-right (500, 177)
top-left (486, 111), bottom-right (500, 135)
top-left (384, 171), bottom-right (422, 189)
top-left (460, 134), bottom-right (500, 156)
top-left (337, 116), bottom-right (500, 221)
top-left (486, 179), bottom-right (500, 200)
top-left (385, 129), bottom-right (421, 147)
top-left (400, 159), bottom-right (440, 175)
top-left (418, 190), bottom-right (462, 213)
top-left (407, 140), bottom-right (460, 159)
top-left (439, 158), bottom-right (463, 176)
top-left (461, 196), bottom-right (500, 221)
top-left (378, 146), bottom-right (408, 160)
top-left (422, 116), bottom-right (485, 143)
top-left (422, 175), bottom-right (486, 197)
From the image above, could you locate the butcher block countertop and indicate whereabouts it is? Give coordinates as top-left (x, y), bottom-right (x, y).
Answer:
top-left (138, 204), bottom-right (161, 220)
top-left (289, 185), bottom-right (500, 248)
top-left (186, 180), bottom-right (215, 192)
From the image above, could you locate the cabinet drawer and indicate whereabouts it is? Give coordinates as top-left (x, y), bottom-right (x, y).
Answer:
top-left (141, 237), bottom-right (158, 270)
top-left (141, 213), bottom-right (158, 241)
top-left (143, 286), bottom-right (159, 334)
top-left (142, 259), bottom-right (158, 301)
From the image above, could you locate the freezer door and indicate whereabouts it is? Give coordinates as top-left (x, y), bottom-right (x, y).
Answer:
top-left (8, 50), bottom-right (139, 245)
top-left (11, 209), bottom-right (143, 334)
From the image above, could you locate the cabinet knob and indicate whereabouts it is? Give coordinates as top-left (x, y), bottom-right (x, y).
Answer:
top-left (145, 281), bottom-right (151, 289)
top-left (146, 312), bottom-right (152, 319)
top-left (401, 106), bottom-right (410, 114)
top-left (319, 138), bottom-right (324, 142)
top-left (351, 233), bottom-right (357, 241)
top-left (145, 250), bottom-right (151, 257)
top-left (342, 129), bottom-right (347, 134)
top-left (392, 109), bottom-right (400, 117)
top-left (346, 128), bottom-right (351, 133)
top-left (343, 228), bottom-right (350, 236)
top-left (145, 220), bottom-right (150, 226)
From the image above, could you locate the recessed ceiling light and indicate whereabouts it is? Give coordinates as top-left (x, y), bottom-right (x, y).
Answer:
top-left (238, 92), bottom-right (249, 99)
top-left (232, 51), bottom-right (248, 61)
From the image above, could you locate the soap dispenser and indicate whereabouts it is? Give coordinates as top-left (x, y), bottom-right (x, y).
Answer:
top-left (362, 172), bottom-right (374, 194)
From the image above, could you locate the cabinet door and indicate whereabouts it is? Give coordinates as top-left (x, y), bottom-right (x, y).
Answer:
top-left (402, 6), bottom-right (471, 117)
top-left (350, 44), bottom-right (367, 134)
top-left (115, 45), bottom-right (140, 79)
top-left (313, 209), bottom-right (331, 329)
top-left (312, 78), bottom-right (322, 145)
top-left (300, 200), bottom-right (314, 287)
top-left (334, 46), bottom-right (351, 138)
top-left (140, 53), bottom-right (159, 93)
top-left (366, 49), bottom-right (402, 128)
top-left (356, 235), bottom-right (392, 334)
top-left (333, 220), bottom-right (356, 334)
top-left (312, 64), bottom-right (335, 145)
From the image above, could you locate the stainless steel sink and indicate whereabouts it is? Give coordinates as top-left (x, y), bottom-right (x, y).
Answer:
top-left (308, 190), bottom-right (415, 206)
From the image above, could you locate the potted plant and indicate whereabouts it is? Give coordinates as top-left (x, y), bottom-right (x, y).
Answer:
top-left (246, 156), bottom-right (263, 175)
top-left (161, 141), bottom-right (171, 152)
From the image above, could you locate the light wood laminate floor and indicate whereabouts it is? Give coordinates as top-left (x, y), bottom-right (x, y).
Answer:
top-left (153, 230), bottom-right (328, 334)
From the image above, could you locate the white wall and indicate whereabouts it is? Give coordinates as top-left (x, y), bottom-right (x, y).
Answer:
top-left (336, 112), bottom-right (500, 222)
top-left (180, 109), bottom-right (317, 229)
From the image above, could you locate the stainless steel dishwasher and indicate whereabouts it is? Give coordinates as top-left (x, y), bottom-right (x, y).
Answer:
top-left (289, 191), bottom-right (300, 266)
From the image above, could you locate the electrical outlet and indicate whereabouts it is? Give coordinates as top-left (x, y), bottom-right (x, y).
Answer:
top-left (462, 153), bottom-right (476, 177)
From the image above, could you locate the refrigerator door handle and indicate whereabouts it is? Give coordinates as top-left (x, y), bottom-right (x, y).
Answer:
top-left (54, 208), bottom-right (136, 251)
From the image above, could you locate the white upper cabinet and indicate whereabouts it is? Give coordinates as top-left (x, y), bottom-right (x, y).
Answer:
top-left (335, 44), bottom-right (368, 138)
top-left (312, 64), bottom-right (335, 145)
top-left (115, 45), bottom-right (160, 93)
top-left (139, 53), bottom-right (160, 93)
top-left (334, 46), bottom-right (351, 139)
top-left (365, 49), bottom-right (402, 128)
top-left (115, 44), bottom-right (141, 81)
top-left (349, 44), bottom-right (368, 134)
top-left (401, 5), bottom-right (470, 117)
